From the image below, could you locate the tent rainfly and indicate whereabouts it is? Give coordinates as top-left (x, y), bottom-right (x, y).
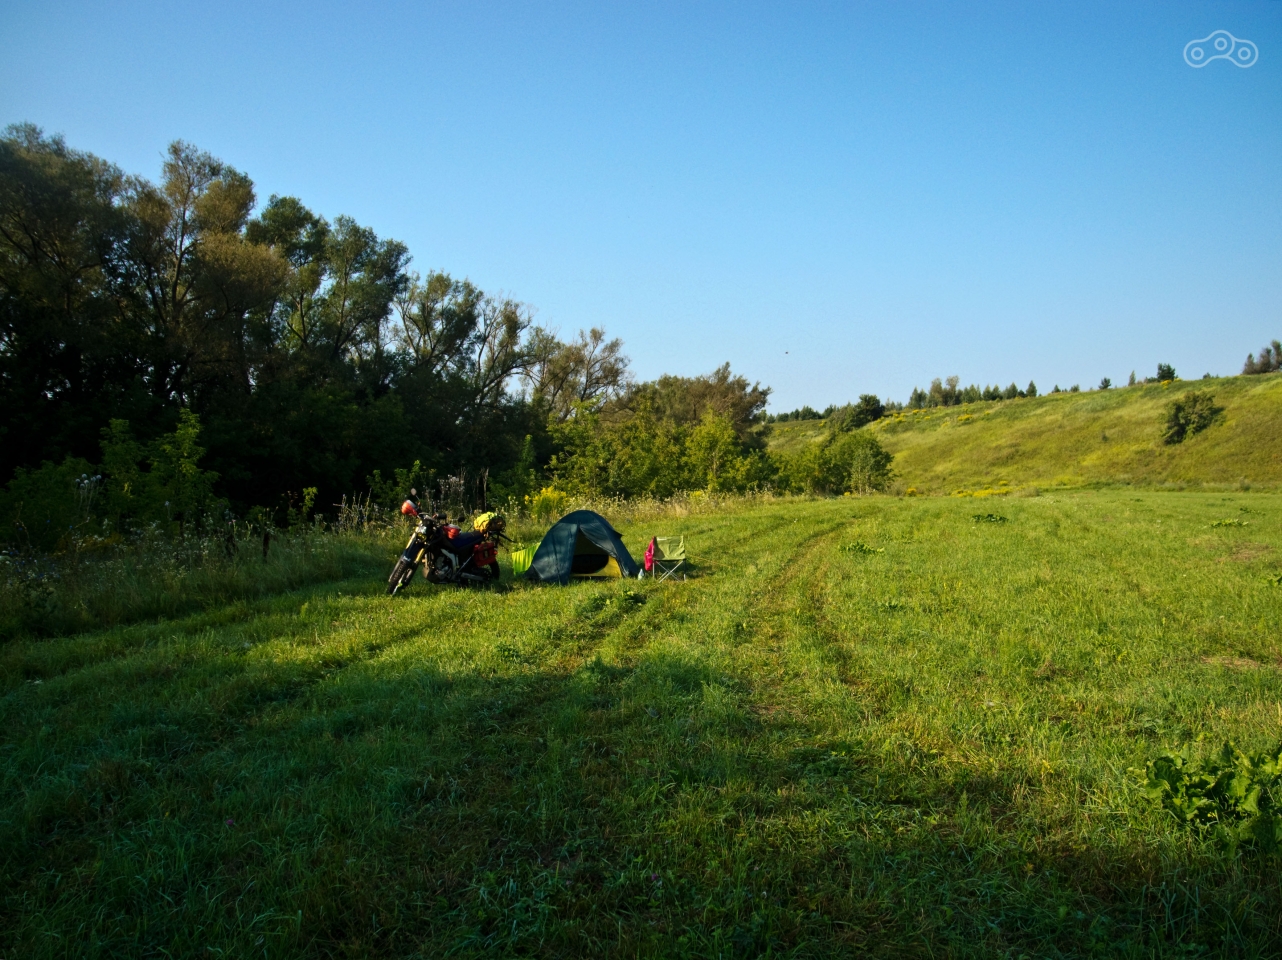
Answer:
top-left (524, 510), bottom-right (640, 583)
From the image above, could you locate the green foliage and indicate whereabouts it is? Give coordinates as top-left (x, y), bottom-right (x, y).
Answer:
top-left (524, 485), bottom-right (571, 522)
top-left (146, 410), bottom-right (219, 527)
top-left (828, 393), bottom-right (885, 431)
top-left (99, 419), bottom-right (144, 526)
top-left (1163, 390), bottom-right (1222, 444)
top-left (767, 404), bottom-right (823, 423)
top-left (1210, 518), bottom-right (1248, 528)
top-left (549, 404), bottom-right (688, 499)
top-left (686, 410), bottom-right (771, 493)
top-left (0, 125), bottom-right (571, 522)
top-left (907, 377), bottom-right (1037, 408)
top-left (548, 394), bottom-right (774, 499)
top-left (1, 411), bottom-right (223, 547)
top-left (620, 363), bottom-right (769, 439)
top-left (840, 431), bottom-right (895, 494)
top-left (367, 459), bottom-right (434, 510)
top-left (487, 434), bottom-right (539, 505)
top-left (0, 457), bottom-right (97, 551)
top-left (1242, 340), bottom-right (1281, 375)
top-left (1156, 363), bottom-right (1176, 382)
top-left (1143, 743), bottom-right (1282, 854)
top-left (774, 429), bottom-right (894, 495)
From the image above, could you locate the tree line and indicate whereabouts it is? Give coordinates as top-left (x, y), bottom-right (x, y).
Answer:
top-left (1243, 340), bottom-right (1281, 375)
top-left (4, 126), bottom-right (1277, 551)
top-left (0, 126), bottom-right (637, 543)
top-left (1, 126), bottom-right (898, 549)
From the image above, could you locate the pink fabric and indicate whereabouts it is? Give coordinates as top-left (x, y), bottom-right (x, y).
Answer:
top-left (644, 537), bottom-right (656, 572)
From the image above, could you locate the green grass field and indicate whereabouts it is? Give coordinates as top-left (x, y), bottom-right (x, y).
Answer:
top-left (4, 491), bottom-right (1281, 957)
top-left (767, 373), bottom-right (1282, 493)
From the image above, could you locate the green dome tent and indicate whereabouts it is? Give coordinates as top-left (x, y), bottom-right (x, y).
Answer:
top-left (524, 510), bottom-right (640, 583)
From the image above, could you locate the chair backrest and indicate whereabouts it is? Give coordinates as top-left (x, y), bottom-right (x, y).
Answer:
top-left (654, 536), bottom-right (685, 561)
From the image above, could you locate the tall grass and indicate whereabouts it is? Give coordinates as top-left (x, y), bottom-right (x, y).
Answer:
top-left (0, 525), bottom-right (398, 640)
top-left (0, 491), bottom-right (795, 641)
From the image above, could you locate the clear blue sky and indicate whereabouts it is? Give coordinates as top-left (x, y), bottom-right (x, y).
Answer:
top-left (3, 1), bottom-right (1280, 410)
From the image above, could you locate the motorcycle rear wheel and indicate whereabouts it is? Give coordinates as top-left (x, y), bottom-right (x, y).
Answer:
top-left (488, 561), bottom-right (501, 582)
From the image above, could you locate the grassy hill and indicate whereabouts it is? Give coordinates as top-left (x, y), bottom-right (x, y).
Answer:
top-left (4, 492), bottom-right (1281, 955)
top-left (766, 373), bottom-right (1282, 493)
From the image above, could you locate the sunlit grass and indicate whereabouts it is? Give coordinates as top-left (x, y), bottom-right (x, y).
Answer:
top-left (767, 373), bottom-right (1282, 494)
top-left (3, 491), bottom-right (1281, 956)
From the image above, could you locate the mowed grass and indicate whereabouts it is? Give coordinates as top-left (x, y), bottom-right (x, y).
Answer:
top-left (3, 492), bottom-right (1281, 958)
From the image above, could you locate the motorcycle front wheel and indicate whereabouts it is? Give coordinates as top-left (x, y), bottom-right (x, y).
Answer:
top-left (387, 558), bottom-right (415, 595)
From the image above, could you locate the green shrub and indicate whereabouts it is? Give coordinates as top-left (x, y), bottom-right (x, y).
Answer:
top-left (2, 412), bottom-right (226, 550)
top-left (1162, 391), bottom-right (1222, 444)
top-left (772, 430), bottom-right (894, 496)
top-left (839, 431), bottom-right (895, 494)
top-left (0, 457), bottom-right (97, 552)
top-left (1143, 742), bottom-right (1282, 854)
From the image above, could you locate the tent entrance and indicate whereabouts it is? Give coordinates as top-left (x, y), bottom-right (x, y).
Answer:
top-left (571, 532), bottom-right (622, 577)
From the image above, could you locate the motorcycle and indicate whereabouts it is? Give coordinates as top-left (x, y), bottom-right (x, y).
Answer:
top-left (387, 496), bottom-right (507, 595)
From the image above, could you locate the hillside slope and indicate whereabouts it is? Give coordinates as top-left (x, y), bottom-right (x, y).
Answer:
top-left (765, 373), bottom-right (1282, 492)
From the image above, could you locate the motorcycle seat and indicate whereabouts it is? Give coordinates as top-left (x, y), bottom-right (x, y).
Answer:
top-left (447, 531), bottom-right (484, 553)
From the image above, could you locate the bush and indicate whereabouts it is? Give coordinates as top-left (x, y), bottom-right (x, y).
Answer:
top-left (840, 432), bottom-right (895, 494)
top-left (0, 457), bottom-right (97, 552)
top-left (1163, 390), bottom-right (1221, 444)
top-left (525, 485), bottom-right (571, 522)
top-left (829, 394), bottom-right (884, 431)
top-left (773, 430), bottom-right (893, 495)
top-left (1156, 362), bottom-right (1176, 382)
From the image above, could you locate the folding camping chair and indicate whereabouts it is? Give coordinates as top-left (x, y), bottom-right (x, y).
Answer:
top-left (651, 536), bottom-right (686, 582)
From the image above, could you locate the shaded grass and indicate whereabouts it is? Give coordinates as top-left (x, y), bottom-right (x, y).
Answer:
top-left (2, 491), bottom-right (1281, 957)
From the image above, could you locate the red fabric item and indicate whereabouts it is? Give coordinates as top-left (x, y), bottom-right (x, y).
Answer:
top-left (644, 537), bottom-right (656, 572)
top-left (474, 542), bottom-right (498, 566)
